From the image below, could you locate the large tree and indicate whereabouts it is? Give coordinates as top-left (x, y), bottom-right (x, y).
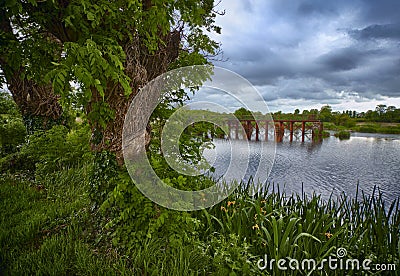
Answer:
top-left (0, 0), bottom-right (221, 163)
top-left (0, 6), bottom-right (63, 129)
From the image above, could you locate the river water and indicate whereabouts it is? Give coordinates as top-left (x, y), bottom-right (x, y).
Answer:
top-left (203, 132), bottom-right (400, 203)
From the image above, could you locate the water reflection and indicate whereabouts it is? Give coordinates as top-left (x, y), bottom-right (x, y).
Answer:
top-left (203, 133), bottom-right (400, 203)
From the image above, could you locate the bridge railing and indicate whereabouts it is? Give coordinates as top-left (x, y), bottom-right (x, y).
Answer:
top-left (272, 114), bottom-right (319, 121)
top-left (228, 114), bottom-right (320, 121)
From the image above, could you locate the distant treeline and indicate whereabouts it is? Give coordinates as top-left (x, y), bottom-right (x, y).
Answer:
top-left (290, 104), bottom-right (400, 123)
top-left (191, 104), bottom-right (400, 125)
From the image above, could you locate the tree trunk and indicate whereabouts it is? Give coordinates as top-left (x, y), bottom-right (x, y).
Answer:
top-left (7, 69), bottom-right (63, 121)
top-left (1, 6), bottom-right (181, 164)
top-left (87, 31), bottom-right (181, 165)
top-left (0, 11), bottom-right (63, 129)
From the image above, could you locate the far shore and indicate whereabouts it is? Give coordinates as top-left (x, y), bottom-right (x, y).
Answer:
top-left (356, 122), bottom-right (400, 127)
top-left (324, 121), bottom-right (400, 135)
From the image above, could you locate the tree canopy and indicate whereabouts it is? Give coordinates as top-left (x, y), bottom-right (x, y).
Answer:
top-left (0, 0), bottom-right (222, 162)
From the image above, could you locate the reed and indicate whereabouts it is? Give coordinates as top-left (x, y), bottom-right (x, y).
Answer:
top-left (198, 181), bottom-right (400, 275)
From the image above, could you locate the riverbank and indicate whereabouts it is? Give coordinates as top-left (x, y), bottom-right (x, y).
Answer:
top-left (324, 122), bottom-right (400, 134)
top-left (1, 171), bottom-right (399, 275)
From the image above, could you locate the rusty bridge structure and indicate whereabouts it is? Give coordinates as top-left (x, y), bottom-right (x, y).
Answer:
top-left (225, 115), bottom-right (324, 142)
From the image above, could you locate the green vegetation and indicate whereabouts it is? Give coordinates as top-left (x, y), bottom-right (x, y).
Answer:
top-left (334, 131), bottom-right (351, 140)
top-left (202, 183), bottom-right (400, 275)
top-left (2, 173), bottom-right (399, 275)
top-left (1, 0), bottom-right (221, 161)
top-left (312, 129), bottom-right (330, 141)
top-left (321, 130), bottom-right (331, 138)
top-left (0, 169), bottom-right (132, 275)
top-left (1, 1), bottom-right (400, 273)
top-left (310, 105), bottom-right (400, 134)
top-left (193, 105), bottom-right (400, 136)
top-left (270, 105), bottom-right (400, 135)
top-left (353, 123), bottom-right (400, 134)
top-left (1, 83), bottom-right (400, 275)
top-left (0, 93), bottom-right (398, 274)
top-left (0, 91), bottom-right (26, 157)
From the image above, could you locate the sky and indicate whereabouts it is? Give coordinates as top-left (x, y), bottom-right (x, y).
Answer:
top-left (193, 0), bottom-right (400, 113)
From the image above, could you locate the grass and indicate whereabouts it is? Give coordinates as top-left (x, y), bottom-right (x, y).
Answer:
top-left (324, 122), bottom-right (400, 134)
top-left (1, 169), bottom-right (399, 275)
top-left (0, 168), bottom-right (135, 275)
top-left (353, 123), bottom-right (400, 134)
top-left (196, 182), bottom-right (400, 275)
top-left (321, 122), bottom-right (348, 132)
top-left (0, 168), bottom-right (213, 275)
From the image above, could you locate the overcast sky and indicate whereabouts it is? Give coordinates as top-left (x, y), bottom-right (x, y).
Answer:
top-left (193, 0), bottom-right (400, 113)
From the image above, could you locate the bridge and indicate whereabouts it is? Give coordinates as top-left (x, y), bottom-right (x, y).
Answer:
top-left (224, 115), bottom-right (324, 142)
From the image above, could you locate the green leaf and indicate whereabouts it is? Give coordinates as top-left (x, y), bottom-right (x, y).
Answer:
top-left (87, 12), bottom-right (95, 21)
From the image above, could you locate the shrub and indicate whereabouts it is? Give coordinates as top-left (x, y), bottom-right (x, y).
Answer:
top-left (20, 124), bottom-right (92, 178)
top-left (357, 125), bottom-right (377, 133)
top-left (313, 129), bottom-right (330, 140)
top-left (0, 91), bottom-right (26, 156)
top-left (334, 130), bottom-right (350, 140)
top-left (0, 152), bottom-right (36, 175)
top-left (100, 170), bottom-right (203, 254)
top-left (89, 151), bottom-right (118, 207)
top-left (379, 126), bottom-right (400, 134)
top-left (321, 130), bottom-right (330, 138)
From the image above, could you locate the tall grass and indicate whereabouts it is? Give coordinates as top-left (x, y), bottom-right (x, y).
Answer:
top-left (0, 169), bottom-right (211, 275)
top-left (196, 181), bottom-right (400, 275)
top-left (0, 167), bottom-right (135, 275)
top-left (1, 170), bottom-right (398, 275)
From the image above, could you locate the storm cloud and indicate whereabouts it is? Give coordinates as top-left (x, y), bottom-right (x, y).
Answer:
top-left (201, 0), bottom-right (400, 112)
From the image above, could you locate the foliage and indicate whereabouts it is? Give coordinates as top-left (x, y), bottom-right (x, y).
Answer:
top-left (22, 113), bottom-right (72, 134)
top-left (362, 105), bottom-right (400, 123)
top-left (0, 167), bottom-right (211, 275)
top-left (234, 107), bottom-right (254, 119)
top-left (88, 151), bottom-right (118, 208)
top-left (0, 91), bottom-right (19, 116)
top-left (1, 170), bottom-right (399, 275)
top-left (323, 122), bottom-right (348, 132)
top-left (0, 91), bottom-right (26, 156)
top-left (312, 129), bottom-right (330, 140)
top-left (333, 113), bottom-right (356, 128)
top-left (19, 124), bottom-right (92, 178)
top-left (96, 103), bottom-right (226, 255)
top-left (234, 108), bottom-right (256, 139)
top-left (205, 233), bottom-right (258, 275)
top-left (196, 182), bottom-right (400, 275)
top-left (0, 168), bottom-right (136, 275)
top-left (357, 125), bottom-right (378, 133)
top-left (334, 130), bottom-right (351, 140)
top-left (319, 105), bottom-right (333, 122)
top-left (321, 130), bottom-right (330, 138)
top-left (1, 0), bottom-right (222, 157)
top-left (96, 99), bottom-right (224, 253)
top-left (100, 167), bottom-right (209, 254)
top-left (352, 123), bottom-right (400, 134)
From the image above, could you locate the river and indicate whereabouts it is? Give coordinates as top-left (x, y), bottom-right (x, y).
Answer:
top-left (203, 132), bottom-right (400, 203)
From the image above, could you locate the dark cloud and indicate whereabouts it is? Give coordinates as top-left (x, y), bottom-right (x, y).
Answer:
top-left (296, 1), bottom-right (340, 17)
top-left (316, 48), bottom-right (383, 72)
top-left (349, 24), bottom-right (400, 41)
top-left (317, 48), bottom-right (364, 71)
top-left (358, 0), bottom-right (400, 23)
top-left (209, 0), bottom-right (400, 111)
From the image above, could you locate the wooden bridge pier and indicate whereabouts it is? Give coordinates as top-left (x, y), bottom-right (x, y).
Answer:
top-left (289, 122), bottom-right (294, 142)
top-left (226, 118), bottom-right (323, 142)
